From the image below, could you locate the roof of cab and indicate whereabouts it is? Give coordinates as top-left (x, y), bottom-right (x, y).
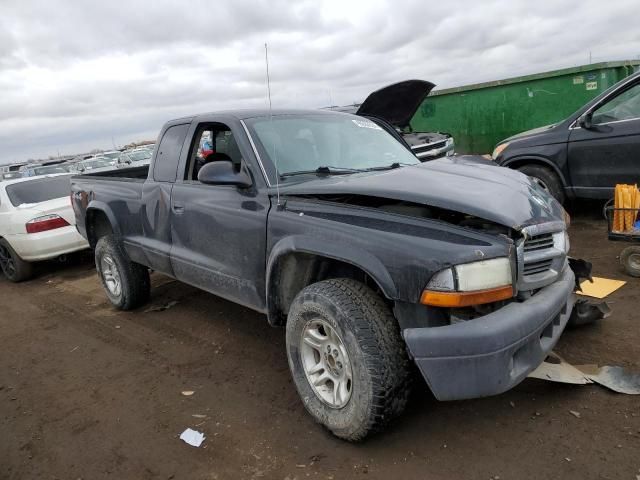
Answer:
top-left (164, 108), bottom-right (349, 127)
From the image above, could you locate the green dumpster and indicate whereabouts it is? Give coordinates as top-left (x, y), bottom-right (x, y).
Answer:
top-left (410, 60), bottom-right (640, 155)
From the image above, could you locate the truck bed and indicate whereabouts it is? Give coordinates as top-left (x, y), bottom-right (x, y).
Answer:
top-left (74, 165), bottom-right (149, 181)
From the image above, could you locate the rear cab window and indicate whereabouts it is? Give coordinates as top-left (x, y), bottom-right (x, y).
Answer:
top-left (5, 175), bottom-right (73, 207)
top-left (153, 124), bottom-right (190, 182)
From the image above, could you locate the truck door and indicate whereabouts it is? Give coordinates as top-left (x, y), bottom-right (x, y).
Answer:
top-left (139, 123), bottom-right (189, 274)
top-left (568, 80), bottom-right (640, 198)
top-left (169, 121), bottom-right (270, 311)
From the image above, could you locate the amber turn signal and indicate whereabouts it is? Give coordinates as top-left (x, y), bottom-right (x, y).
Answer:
top-left (420, 285), bottom-right (514, 307)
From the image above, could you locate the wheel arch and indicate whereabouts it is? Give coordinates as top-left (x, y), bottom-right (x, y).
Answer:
top-left (86, 202), bottom-right (119, 248)
top-left (502, 156), bottom-right (567, 187)
top-left (266, 236), bottom-right (398, 326)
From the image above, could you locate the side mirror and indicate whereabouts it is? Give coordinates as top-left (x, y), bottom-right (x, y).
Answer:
top-left (198, 160), bottom-right (252, 188)
top-left (577, 112), bottom-right (593, 129)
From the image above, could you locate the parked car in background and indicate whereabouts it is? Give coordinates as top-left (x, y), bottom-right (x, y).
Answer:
top-left (71, 109), bottom-right (593, 441)
top-left (19, 163), bottom-right (72, 178)
top-left (0, 174), bottom-right (89, 282)
top-left (493, 70), bottom-right (640, 203)
top-left (71, 157), bottom-right (117, 174)
top-left (117, 148), bottom-right (152, 167)
top-left (1, 172), bottom-right (22, 181)
top-left (100, 150), bottom-right (122, 162)
top-left (332, 80), bottom-right (455, 160)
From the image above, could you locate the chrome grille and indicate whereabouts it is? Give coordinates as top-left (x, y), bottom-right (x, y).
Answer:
top-left (523, 258), bottom-right (554, 275)
top-left (516, 221), bottom-right (568, 291)
top-left (411, 139), bottom-right (447, 152)
top-left (523, 233), bottom-right (554, 252)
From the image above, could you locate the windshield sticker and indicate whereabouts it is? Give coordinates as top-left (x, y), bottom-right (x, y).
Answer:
top-left (352, 119), bottom-right (382, 130)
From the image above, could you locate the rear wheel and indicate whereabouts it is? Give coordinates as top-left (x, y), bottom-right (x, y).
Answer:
top-left (517, 164), bottom-right (565, 204)
top-left (0, 239), bottom-right (34, 282)
top-left (286, 278), bottom-right (411, 441)
top-left (620, 246), bottom-right (640, 277)
top-left (95, 235), bottom-right (150, 310)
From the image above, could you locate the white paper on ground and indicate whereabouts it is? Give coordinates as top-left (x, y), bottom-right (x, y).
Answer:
top-left (180, 428), bottom-right (205, 447)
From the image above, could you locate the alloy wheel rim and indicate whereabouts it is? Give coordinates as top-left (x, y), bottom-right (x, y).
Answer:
top-left (300, 319), bottom-right (353, 409)
top-left (0, 245), bottom-right (16, 278)
top-left (100, 255), bottom-right (122, 297)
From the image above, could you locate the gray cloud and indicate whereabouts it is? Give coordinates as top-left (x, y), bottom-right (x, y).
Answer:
top-left (1, 0), bottom-right (640, 163)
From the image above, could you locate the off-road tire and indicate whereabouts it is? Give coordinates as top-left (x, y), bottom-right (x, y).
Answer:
top-left (0, 238), bottom-right (34, 282)
top-left (286, 278), bottom-right (412, 441)
top-left (95, 235), bottom-right (150, 310)
top-left (620, 246), bottom-right (640, 277)
top-left (518, 164), bottom-right (565, 204)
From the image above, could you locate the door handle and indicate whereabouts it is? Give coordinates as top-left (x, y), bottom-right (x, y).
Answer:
top-left (172, 203), bottom-right (185, 214)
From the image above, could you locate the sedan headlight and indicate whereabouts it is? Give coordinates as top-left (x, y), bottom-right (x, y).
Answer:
top-left (492, 142), bottom-right (509, 160)
top-left (421, 257), bottom-right (514, 307)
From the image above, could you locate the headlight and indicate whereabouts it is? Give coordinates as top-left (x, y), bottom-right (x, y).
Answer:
top-left (421, 258), bottom-right (514, 307)
top-left (492, 142), bottom-right (509, 160)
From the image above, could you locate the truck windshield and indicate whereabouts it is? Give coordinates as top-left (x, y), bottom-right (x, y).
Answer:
top-left (6, 175), bottom-right (72, 207)
top-left (246, 114), bottom-right (419, 179)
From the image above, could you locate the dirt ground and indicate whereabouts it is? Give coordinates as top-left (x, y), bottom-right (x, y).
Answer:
top-left (1, 204), bottom-right (639, 480)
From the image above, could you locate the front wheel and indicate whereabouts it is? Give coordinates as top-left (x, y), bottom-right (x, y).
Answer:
top-left (517, 164), bottom-right (565, 204)
top-left (95, 235), bottom-right (150, 310)
top-left (286, 278), bottom-right (411, 441)
top-left (0, 239), bottom-right (33, 282)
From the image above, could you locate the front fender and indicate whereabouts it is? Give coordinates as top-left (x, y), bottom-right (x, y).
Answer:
top-left (266, 234), bottom-right (398, 324)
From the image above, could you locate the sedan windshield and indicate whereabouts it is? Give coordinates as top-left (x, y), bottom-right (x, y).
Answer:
top-left (246, 114), bottom-right (419, 180)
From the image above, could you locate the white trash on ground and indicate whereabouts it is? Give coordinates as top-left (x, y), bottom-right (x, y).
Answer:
top-left (180, 428), bottom-right (205, 447)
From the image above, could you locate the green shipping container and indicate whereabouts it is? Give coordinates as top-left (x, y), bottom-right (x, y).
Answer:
top-left (410, 60), bottom-right (640, 155)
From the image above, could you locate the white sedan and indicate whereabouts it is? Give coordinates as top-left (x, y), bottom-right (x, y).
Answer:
top-left (0, 174), bottom-right (89, 282)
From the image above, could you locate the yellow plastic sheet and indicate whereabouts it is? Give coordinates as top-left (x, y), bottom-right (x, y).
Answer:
top-left (613, 184), bottom-right (640, 232)
top-left (578, 276), bottom-right (626, 299)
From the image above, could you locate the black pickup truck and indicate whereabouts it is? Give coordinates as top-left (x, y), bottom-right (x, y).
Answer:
top-left (71, 108), bottom-right (595, 441)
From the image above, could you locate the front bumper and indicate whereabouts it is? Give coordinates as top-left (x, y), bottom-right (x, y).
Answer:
top-left (7, 226), bottom-right (89, 261)
top-left (404, 267), bottom-right (576, 401)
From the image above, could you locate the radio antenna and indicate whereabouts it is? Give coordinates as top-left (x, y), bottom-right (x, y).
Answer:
top-left (265, 42), bottom-right (280, 207)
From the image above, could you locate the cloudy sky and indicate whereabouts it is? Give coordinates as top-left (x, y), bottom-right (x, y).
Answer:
top-left (1, 0), bottom-right (639, 164)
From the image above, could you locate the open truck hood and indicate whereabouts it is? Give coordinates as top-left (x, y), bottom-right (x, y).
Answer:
top-left (278, 155), bottom-right (565, 230)
top-left (356, 79), bottom-right (435, 129)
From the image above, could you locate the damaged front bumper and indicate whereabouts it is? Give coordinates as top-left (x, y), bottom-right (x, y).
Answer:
top-left (403, 268), bottom-right (577, 401)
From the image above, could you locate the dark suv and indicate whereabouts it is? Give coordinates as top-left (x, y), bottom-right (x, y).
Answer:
top-left (492, 70), bottom-right (640, 203)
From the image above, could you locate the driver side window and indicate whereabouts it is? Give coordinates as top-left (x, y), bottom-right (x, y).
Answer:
top-left (592, 83), bottom-right (640, 125)
top-left (186, 124), bottom-right (243, 181)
